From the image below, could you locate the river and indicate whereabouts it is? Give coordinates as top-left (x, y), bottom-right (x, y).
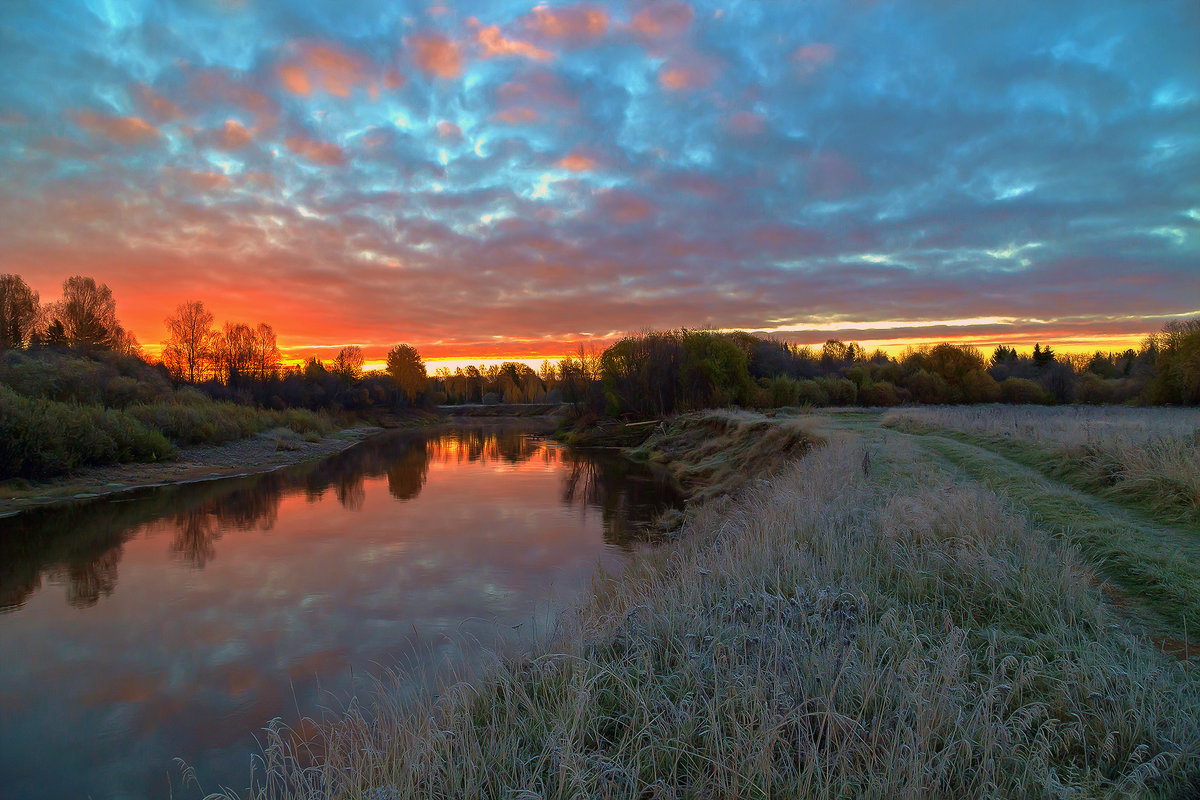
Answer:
top-left (0, 423), bottom-right (680, 799)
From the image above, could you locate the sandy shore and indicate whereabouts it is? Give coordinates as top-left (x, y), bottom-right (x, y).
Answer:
top-left (0, 426), bottom-right (383, 517)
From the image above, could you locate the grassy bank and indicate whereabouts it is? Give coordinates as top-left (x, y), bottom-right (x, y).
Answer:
top-left (880, 406), bottom-right (1200, 525)
top-left (207, 411), bottom-right (1200, 800)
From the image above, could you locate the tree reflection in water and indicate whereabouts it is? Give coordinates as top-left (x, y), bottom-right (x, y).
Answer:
top-left (0, 423), bottom-right (681, 612)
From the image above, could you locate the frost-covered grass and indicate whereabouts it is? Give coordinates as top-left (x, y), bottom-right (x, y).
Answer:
top-left (205, 413), bottom-right (1200, 800)
top-left (882, 405), bottom-right (1200, 524)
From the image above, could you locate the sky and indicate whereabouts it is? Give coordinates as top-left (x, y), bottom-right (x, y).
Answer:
top-left (0, 0), bottom-right (1197, 367)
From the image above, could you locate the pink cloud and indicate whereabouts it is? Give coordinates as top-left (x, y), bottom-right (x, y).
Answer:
top-left (793, 43), bottom-right (836, 77)
top-left (214, 119), bottom-right (253, 149)
top-left (473, 21), bottom-right (554, 61)
top-left (436, 120), bottom-right (463, 141)
top-left (185, 68), bottom-right (278, 131)
top-left (132, 84), bottom-right (183, 122)
top-left (524, 5), bottom-right (608, 42)
top-left (497, 70), bottom-right (579, 108)
top-left (557, 150), bottom-right (597, 171)
top-left (285, 134), bottom-right (345, 166)
top-left (658, 61), bottom-right (714, 91)
top-left (630, 1), bottom-right (694, 38)
top-left (277, 64), bottom-right (311, 95)
top-left (493, 107), bottom-right (540, 124)
top-left (277, 42), bottom-right (371, 97)
top-left (408, 34), bottom-right (463, 78)
top-left (74, 110), bottom-right (160, 145)
top-left (166, 168), bottom-right (232, 192)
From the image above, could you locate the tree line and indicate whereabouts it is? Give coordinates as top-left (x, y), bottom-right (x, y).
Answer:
top-left (4, 272), bottom-right (1198, 420)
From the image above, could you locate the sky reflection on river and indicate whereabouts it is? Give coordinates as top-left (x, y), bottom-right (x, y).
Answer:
top-left (0, 424), bottom-right (680, 800)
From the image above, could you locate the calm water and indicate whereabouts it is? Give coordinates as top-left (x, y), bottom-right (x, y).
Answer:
top-left (0, 424), bottom-right (680, 800)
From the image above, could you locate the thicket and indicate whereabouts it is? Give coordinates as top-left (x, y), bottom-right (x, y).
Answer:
top-left (0, 349), bottom-right (333, 481)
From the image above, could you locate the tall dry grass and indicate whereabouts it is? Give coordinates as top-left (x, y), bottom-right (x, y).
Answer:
top-left (882, 405), bottom-right (1200, 524)
top-left (203, 422), bottom-right (1199, 800)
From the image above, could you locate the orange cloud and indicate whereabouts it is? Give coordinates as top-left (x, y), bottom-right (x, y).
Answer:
top-left (793, 43), bottom-right (836, 77)
top-left (384, 69), bottom-right (407, 89)
top-left (167, 168), bottom-right (232, 192)
top-left (409, 34), bottom-right (462, 78)
top-left (436, 120), bottom-right (463, 141)
top-left (630, 1), bottom-right (694, 38)
top-left (285, 134), bottom-right (345, 165)
top-left (215, 119), bottom-right (253, 149)
top-left (526, 5), bottom-right (608, 41)
top-left (474, 22), bottom-right (554, 60)
top-left (557, 150), bottom-right (596, 171)
top-left (658, 61), bottom-right (713, 91)
top-left (278, 42), bottom-right (370, 97)
top-left (74, 110), bottom-right (160, 145)
top-left (494, 107), bottom-right (539, 124)
top-left (277, 64), bottom-right (312, 95)
top-left (132, 83), bottom-right (183, 121)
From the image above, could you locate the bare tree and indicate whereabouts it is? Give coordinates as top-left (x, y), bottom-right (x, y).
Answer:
top-left (252, 323), bottom-right (281, 382)
top-left (162, 300), bottom-right (216, 382)
top-left (54, 275), bottom-right (123, 351)
top-left (215, 322), bottom-right (256, 385)
top-left (333, 345), bottom-right (364, 383)
top-left (0, 273), bottom-right (40, 350)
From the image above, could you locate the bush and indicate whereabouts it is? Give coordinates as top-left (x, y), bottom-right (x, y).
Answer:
top-left (906, 369), bottom-right (952, 404)
top-left (999, 377), bottom-right (1047, 404)
top-left (0, 385), bottom-right (176, 479)
top-left (859, 380), bottom-right (901, 407)
top-left (961, 369), bottom-right (1000, 403)
top-left (794, 379), bottom-right (830, 407)
top-left (767, 375), bottom-right (801, 408)
top-left (816, 376), bottom-right (857, 406)
top-left (1076, 373), bottom-right (1116, 405)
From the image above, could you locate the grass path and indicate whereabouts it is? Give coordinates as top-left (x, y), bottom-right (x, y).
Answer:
top-left (865, 420), bottom-right (1200, 654)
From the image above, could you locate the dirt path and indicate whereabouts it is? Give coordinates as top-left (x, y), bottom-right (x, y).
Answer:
top-left (0, 426), bottom-right (383, 517)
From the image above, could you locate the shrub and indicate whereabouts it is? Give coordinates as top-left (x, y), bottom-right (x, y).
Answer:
top-left (859, 380), bottom-right (901, 407)
top-left (999, 377), bottom-right (1046, 404)
top-left (815, 376), bottom-right (857, 406)
top-left (767, 375), bottom-right (801, 408)
top-left (0, 385), bottom-right (175, 479)
top-left (794, 379), bottom-right (829, 407)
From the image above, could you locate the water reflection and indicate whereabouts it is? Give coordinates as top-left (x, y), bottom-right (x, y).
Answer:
top-left (0, 423), bottom-right (681, 800)
top-left (2, 425), bottom-right (679, 614)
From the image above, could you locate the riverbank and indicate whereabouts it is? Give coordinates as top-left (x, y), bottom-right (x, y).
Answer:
top-left (208, 409), bottom-right (1200, 799)
top-left (0, 426), bottom-right (383, 517)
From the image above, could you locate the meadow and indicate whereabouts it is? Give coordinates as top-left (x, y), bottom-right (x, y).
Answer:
top-left (203, 405), bottom-right (1200, 800)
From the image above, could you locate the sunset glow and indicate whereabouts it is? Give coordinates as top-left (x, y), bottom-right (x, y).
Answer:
top-left (1, 0), bottom-right (1196, 363)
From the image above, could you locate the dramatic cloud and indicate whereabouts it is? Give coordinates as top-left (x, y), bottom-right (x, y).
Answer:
top-left (630, 1), bottom-right (694, 38)
top-left (557, 150), bottom-right (597, 171)
top-left (408, 34), bottom-right (462, 78)
top-left (0, 0), bottom-right (1196, 362)
top-left (277, 42), bottom-right (371, 97)
top-left (473, 22), bottom-right (554, 61)
top-left (284, 134), bottom-right (344, 165)
top-left (524, 5), bottom-right (608, 42)
top-left (73, 111), bottom-right (160, 145)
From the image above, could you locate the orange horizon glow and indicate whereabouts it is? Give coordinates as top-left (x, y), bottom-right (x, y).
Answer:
top-left (132, 329), bottom-right (1156, 376)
